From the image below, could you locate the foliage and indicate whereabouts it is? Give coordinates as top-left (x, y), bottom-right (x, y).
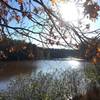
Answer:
top-left (85, 64), bottom-right (100, 83)
top-left (79, 38), bottom-right (100, 64)
top-left (0, 36), bottom-right (38, 60)
top-left (83, 0), bottom-right (100, 19)
top-left (0, 36), bottom-right (79, 60)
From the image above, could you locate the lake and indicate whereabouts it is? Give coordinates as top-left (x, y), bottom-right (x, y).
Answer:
top-left (0, 58), bottom-right (95, 91)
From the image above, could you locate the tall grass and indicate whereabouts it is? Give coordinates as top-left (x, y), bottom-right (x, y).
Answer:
top-left (0, 63), bottom-right (99, 100)
top-left (0, 69), bottom-right (89, 100)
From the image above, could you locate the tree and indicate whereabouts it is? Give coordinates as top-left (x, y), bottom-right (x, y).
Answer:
top-left (0, 0), bottom-right (100, 63)
top-left (79, 38), bottom-right (100, 64)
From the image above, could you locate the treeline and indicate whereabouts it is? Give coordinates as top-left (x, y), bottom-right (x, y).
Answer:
top-left (38, 48), bottom-right (79, 59)
top-left (0, 36), bottom-right (38, 61)
top-left (0, 36), bottom-right (79, 61)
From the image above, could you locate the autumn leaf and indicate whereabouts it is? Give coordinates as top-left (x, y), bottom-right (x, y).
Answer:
top-left (96, 52), bottom-right (100, 58)
top-left (97, 48), bottom-right (100, 52)
top-left (22, 11), bottom-right (27, 17)
top-left (90, 12), bottom-right (98, 18)
top-left (51, 0), bottom-right (65, 5)
top-left (15, 15), bottom-right (21, 22)
top-left (3, 0), bottom-right (8, 3)
top-left (51, 0), bottom-right (57, 5)
top-left (92, 57), bottom-right (97, 64)
top-left (27, 13), bottom-right (32, 19)
top-left (95, 5), bottom-right (100, 11)
top-left (18, 0), bottom-right (23, 4)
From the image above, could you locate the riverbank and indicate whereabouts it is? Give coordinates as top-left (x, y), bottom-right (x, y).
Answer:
top-left (0, 68), bottom-right (100, 100)
top-left (0, 69), bottom-right (87, 100)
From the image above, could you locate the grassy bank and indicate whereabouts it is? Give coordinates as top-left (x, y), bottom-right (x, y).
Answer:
top-left (0, 69), bottom-right (87, 100)
top-left (0, 67), bottom-right (100, 100)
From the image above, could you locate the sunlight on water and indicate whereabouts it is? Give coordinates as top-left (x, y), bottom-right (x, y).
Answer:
top-left (35, 59), bottom-right (83, 74)
top-left (0, 59), bottom-right (93, 91)
top-left (68, 60), bottom-right (81, 69)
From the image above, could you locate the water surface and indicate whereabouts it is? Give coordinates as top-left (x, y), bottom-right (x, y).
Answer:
top-left (0, 58), bottom-right (94, 90)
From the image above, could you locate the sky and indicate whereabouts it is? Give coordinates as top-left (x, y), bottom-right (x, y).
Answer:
top-left (6, 0), bottom-right (100, 48)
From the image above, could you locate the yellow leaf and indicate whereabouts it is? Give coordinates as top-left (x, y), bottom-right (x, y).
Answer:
top-left (61, 0), bottom-right (65, 3)
top-left (97, 48), bottom-right (100, 52)
top-left (51, 0), bottom-right (57, 5)
top-left (92, 57), bottom-right (97, 64)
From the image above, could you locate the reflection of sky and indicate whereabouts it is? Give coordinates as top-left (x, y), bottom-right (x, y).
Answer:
top-left (35, 59), bottom-right (83, 74)
top-left (68, 60), bottom-right (81, 69)
top-left (0, 59), bottom-right (95, 91)
top-left (0, 80), bottom-right (10, 91)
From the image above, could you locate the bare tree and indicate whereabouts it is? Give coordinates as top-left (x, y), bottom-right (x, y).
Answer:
top-left (0, 0), bottom-right (100, 57)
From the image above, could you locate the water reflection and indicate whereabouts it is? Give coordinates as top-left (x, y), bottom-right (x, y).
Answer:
top-left (0, 58), bottom-right (94, 91)
top-left (35, 59), bottom-right (84, 74)
top-left (0, 61), bottom-right (37, 81)
top-left (0, 61), bottom-right (38, 90)
top-left (68, 60), bottom-right (81, 69)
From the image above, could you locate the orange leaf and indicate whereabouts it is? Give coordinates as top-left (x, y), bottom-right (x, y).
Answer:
top-left (22, 11), bottom-right (27, 17)
top-left (15, 15), bottom-right (21, 22)
top-left (61, 0), bottom-right (65, 3)
top-left (92, 57), bottom-right (97, 64)
top-left (51, 0), bottom-right (57, 5)
top-left (18, 0), bottom-right (23, 4)
top-left (97, 48), bottom-right (100, 52)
